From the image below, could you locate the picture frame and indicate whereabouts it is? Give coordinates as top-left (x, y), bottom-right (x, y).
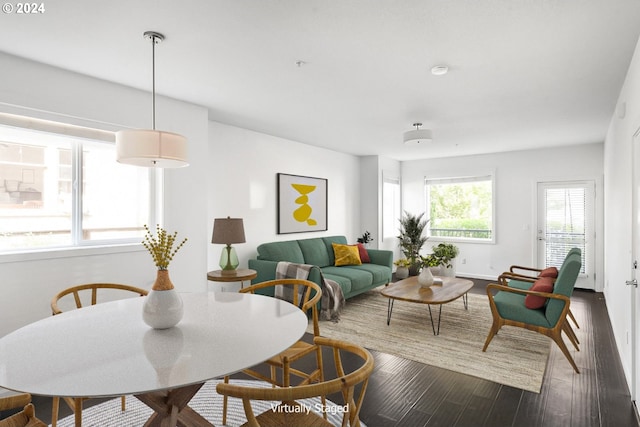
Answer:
top-left (277, 173), bottom-right (328, 234)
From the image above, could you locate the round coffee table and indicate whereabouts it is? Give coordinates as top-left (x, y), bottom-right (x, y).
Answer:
top-left (381, 275), bottom-right (474, 335)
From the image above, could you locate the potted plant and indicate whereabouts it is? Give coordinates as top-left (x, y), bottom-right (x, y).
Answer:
top-left (393, 258), bottom-right (411, 279)
top-left (431, 242), bottom-right (459, 277)
top-left (398, 211), bottom-right (429, 276)
top-left (417, 254), bottom-right (440, 287)
top-left (357, 231), bottom-right (374, 247)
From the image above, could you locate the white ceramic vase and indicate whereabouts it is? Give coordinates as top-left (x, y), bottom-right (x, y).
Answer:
top-left (418, 267), bottom-right (434, 288)
top-left (143, 288), bottom-right (184, 329)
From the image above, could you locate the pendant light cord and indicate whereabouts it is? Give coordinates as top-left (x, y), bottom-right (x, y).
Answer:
top-left (151, 35), bottom-right (156, 131)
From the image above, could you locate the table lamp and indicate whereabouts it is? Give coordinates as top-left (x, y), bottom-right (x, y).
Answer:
top-left (211, 217), bottom-right (246, 275)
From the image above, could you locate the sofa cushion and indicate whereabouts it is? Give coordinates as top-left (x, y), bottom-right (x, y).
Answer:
top-left (319, 272), bottom-right (351, 296)
top-left (524, 277), bottom-right (554, 309)
top-left (298, 238), bottom-right (331, 267)
top-left (321, 236), bottom-right (348, 265)
top-left (348, 263), bottom-right (390, 284)
top-left (332, 243), bottom-right (362, 266)
top-left (321, 266), bottom-right (373, 292)
top-left (256, 240), bottom-right (304, 264)
top-left (356, 243), bottom-right (370, 263)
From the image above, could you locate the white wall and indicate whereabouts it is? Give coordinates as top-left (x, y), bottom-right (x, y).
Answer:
top-left (401, 143), bottom-right (604, 283)
top-left (603, 35), bottom-right (640, 385)
top-left (357, 155), bottom-right (402, 256)
top-left (0, 52), bottom-right (209, 337)
top-left (206, 121), bottom-right (361, 290)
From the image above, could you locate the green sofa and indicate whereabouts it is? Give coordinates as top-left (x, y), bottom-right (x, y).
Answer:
top-left (248, 235), bottom-right (393, 299)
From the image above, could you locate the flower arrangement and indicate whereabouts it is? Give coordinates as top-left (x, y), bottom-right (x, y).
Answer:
top-left (142, 224), bottom-right (188, 270)
top-left (393, 258), bottom-right (411, 267)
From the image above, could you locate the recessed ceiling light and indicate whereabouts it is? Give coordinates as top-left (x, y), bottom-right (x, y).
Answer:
top-left (431, 65), bottom-right (449, 76)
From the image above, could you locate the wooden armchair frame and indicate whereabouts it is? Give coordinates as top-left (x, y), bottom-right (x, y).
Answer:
top-left (50, 283), bottom-right (148, 427)
top-left (222, 278), bottom-right (324, 425)
top-left (483, 279), bottom-right (580, 374)
top-left (0, 393), bottom-right (46, 427)
top-left (500, 274), bottom-right (579, 347)
top-left (503, 269), bottom-right (580, 329)
top-left (217, 336), bottom-right (374, 427)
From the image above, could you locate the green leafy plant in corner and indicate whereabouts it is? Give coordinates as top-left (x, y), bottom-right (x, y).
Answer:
top-left (398, 211), bottom-right (429, 273)
top-left (431, 242), bottom-right (459, 268)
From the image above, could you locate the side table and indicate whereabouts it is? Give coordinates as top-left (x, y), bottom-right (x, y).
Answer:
top-left (206, 268), bottom-right (257, 290)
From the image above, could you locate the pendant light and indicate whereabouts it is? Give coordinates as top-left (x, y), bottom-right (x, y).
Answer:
top-left (116, 31), bottom-right (188, 168)
top-left (403, 123), bottom-right (433, 145)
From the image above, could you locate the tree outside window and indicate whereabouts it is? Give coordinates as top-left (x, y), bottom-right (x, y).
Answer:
top-left (426, 175), bottom-right (494, 242)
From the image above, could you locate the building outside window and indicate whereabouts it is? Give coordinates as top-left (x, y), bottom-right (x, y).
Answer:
top-left (0, 115), bottom-right (152, 253)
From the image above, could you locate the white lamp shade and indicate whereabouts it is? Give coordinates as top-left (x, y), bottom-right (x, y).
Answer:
top-left (116, 129), bottom-right (188, 168)
top-left (403, 129), bottom-right (433, 145)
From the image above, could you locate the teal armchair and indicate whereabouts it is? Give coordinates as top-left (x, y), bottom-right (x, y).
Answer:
top-left (501, 248), bottom-right (582, 329)
top-left (483, 251), bottom-right (582, 373)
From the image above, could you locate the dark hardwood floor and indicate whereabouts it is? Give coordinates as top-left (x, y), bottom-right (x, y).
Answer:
top-left (350, 280), bottom-right (640, 427)
top-left (20, 279), bottom-right (640, 427)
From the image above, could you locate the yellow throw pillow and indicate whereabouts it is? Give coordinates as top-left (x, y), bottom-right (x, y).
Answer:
top-left (332, 243), bottom-right (362, 266)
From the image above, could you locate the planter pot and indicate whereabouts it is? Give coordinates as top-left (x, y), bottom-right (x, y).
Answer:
top-left (441, 259), bottom-right (457, 277)
top-left (429, 266), bottom-right (442, 276)
top-left (395, 266), bottom-right (409, 280)
top-left (418, 267), bottom-right (434, 288)
top-left (408, 264), bottom-right (420, 277)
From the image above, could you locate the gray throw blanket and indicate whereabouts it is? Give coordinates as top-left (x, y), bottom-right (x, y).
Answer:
top-left (275, 262), bottom-right (345, 322)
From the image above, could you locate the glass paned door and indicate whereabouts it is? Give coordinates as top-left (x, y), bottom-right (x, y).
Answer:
top-left (537, 181), bottom-right (595, 290)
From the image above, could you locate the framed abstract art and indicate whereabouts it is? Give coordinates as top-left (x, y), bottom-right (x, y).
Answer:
top-left (277, 173), bottom-right (328, 234)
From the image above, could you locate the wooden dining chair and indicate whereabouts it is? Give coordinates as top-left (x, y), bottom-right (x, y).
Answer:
top-left (49, 283), bottom-right (148, 427)
top-left (0, 392), bottom-right (47, 427)
top-left (217, 336), bottom-right (374, 427)
top-left (221, 278), bottom-right (323, 425)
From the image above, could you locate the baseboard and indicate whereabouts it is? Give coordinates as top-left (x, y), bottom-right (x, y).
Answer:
top-left (456, 273), bottom-right (498, 281)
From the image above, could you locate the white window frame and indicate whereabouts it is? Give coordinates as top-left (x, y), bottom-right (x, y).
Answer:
top-left (0, 110), bottom-right (159, 260)
top-left (424, 171), bottom-right (496, 244)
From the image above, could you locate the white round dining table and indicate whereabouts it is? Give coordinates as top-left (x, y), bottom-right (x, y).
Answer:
top-left (0, 291), bottom-right (308, 426)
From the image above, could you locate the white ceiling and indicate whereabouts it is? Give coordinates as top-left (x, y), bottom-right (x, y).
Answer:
top-left (1, 0), bottom-right (640, 161)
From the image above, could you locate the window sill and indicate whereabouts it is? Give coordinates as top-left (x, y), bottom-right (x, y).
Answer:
top-left (0, 243), bottom-right (145, 264)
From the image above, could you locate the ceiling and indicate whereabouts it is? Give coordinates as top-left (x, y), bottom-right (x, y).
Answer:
top-left (1, 0), bottom-right (640, 161)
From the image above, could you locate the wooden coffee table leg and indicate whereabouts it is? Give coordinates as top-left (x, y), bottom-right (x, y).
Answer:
top-left (463, 293), bottom-right (469, 310)
top-left (427, 305), bottom-right (443, 335)
top-left (386, 299), bottom-right (394, 325)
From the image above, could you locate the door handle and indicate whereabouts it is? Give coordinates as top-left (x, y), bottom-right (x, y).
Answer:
top-left (626, 279), bottom-right (638, 288)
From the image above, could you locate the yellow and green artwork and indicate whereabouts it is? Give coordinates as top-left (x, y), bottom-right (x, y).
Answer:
top-left (277, 173), bottom-right (327, 234)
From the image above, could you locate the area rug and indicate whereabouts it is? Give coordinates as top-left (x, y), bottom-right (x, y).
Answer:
top-left (53, 379), bottom-right (359, 427)
top-left (311, 288), bottom-right (551, 393)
